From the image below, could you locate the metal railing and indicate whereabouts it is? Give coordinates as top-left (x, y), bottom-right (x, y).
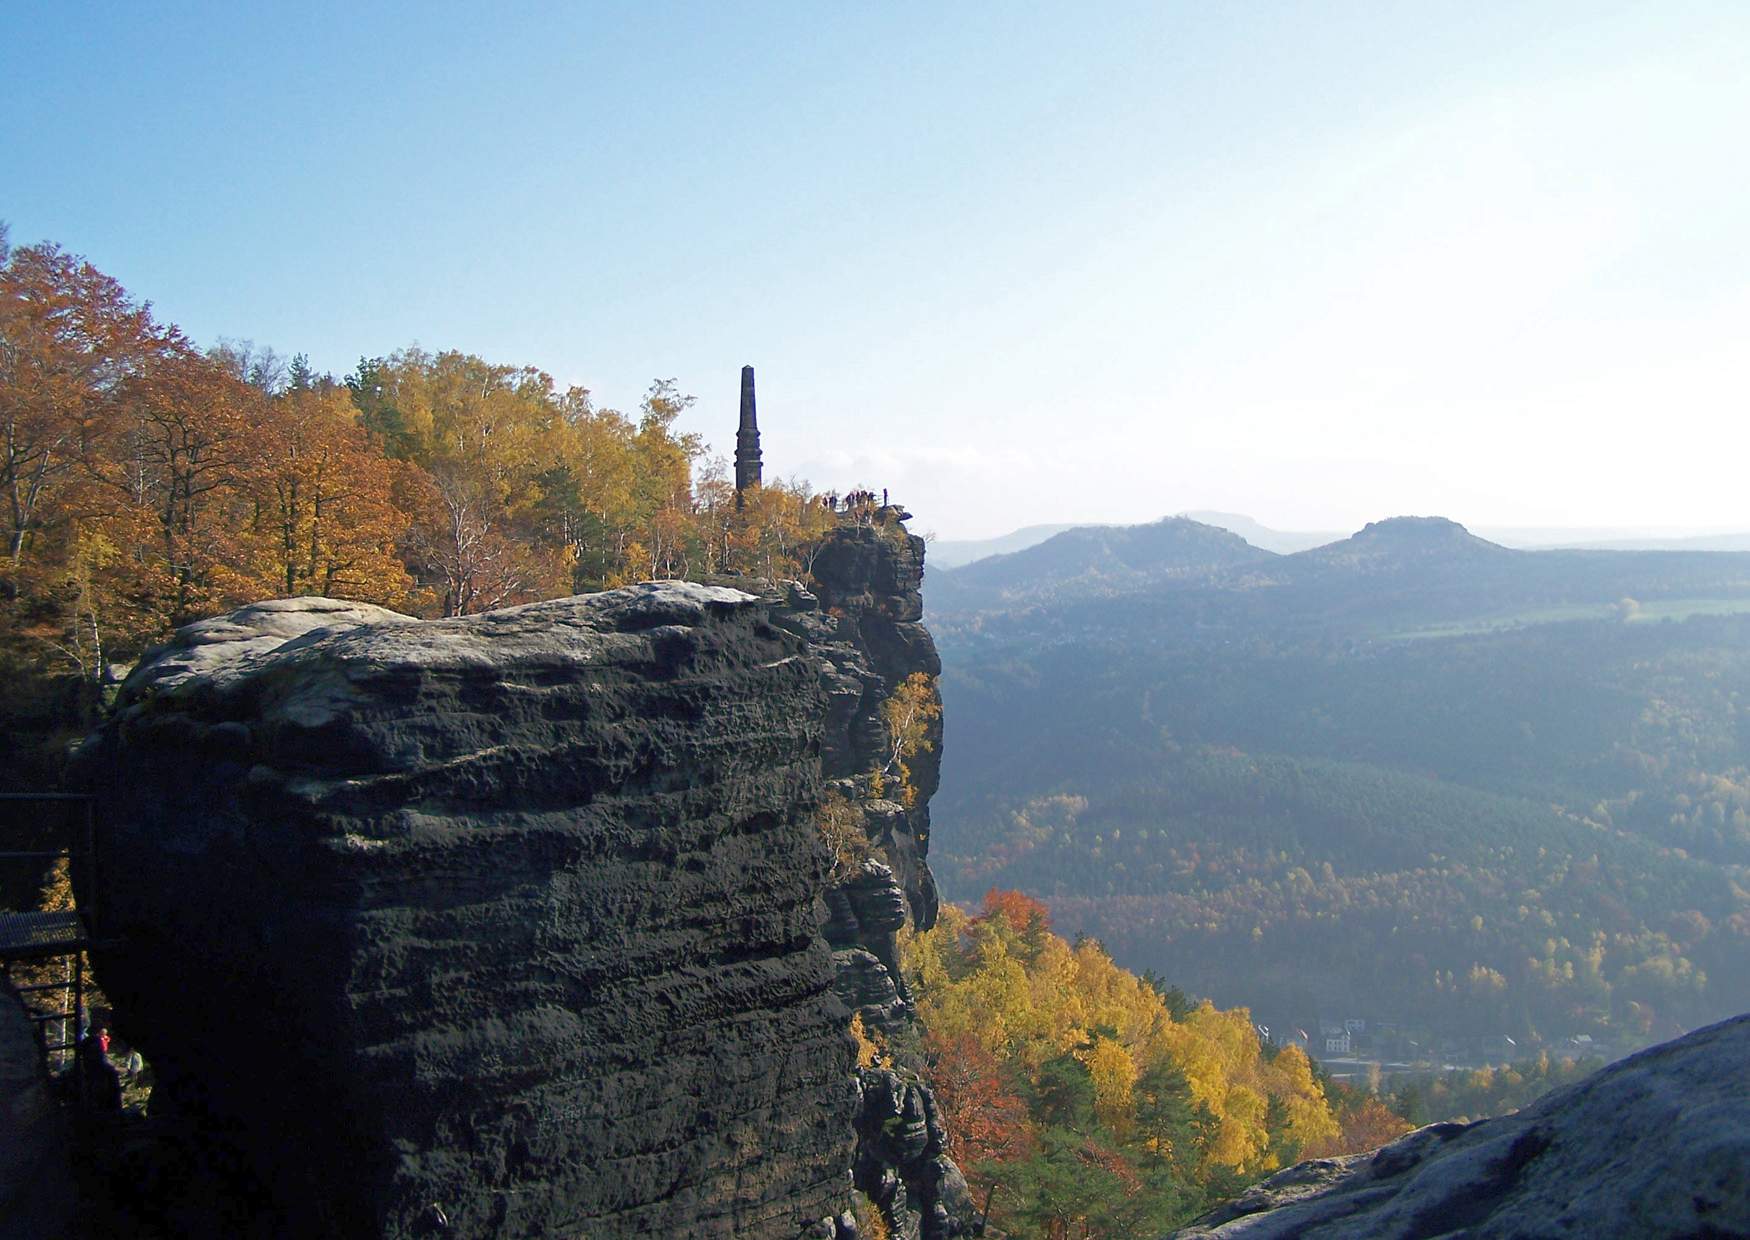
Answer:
top-left (0, 792), bottom-right (99, 1077)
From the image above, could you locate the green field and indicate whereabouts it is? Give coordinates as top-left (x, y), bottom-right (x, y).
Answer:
top-left (1385, 596), bottom-right (1750, 641)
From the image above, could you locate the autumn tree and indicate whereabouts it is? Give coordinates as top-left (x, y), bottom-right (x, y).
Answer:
top-left (0, 234), bottom-right (165, 571)
top-left (90, 348), bottom-right (265, 625)
top-left (1084, 1033), bottom-right (1141, 1136)
top-left (239, 382), bottom-right (412, 606)
top-left (925, 1030), bottom-right (1032, 1166)
top-left (818, 788), bottom-right (873, 883)
top-left (900, 893), bottom-right (1342, 1236)
top-left (721, 479), bottom-right (837, 580)
top-left (876, 672), bottom-right (942, 805)
top-left (365, 349), bottom-right (572, 611)
top-left (531, 388), bottom-right (639, 589)
top-left (982, 888), bottom-right (1053, 937)
top-left (1323, 1095), bottom-right (1414, 1155)
top-left (400, 462), bottom-right (543, 616)
top-left (610, 379), bottom-right (710, 582)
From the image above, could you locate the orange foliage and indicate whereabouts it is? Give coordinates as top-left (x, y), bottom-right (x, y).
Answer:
top-left (0, 231), bottom-right (890, 700)
top-left (239, 386), bottom-right (412, 606)
top-left (1321, 1095), bottom-right (1414, 1155)
top-left (922, 1029), bottom-right (1032, 1166)
top-left (981, 887), bottom-right (1052, 935)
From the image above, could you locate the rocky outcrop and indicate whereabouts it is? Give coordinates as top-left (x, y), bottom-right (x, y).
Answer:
top-left (852, 1068), bottom-right (978, 1240)
top-left (73, 583), bottom-right (857, 1238)
top-left (779, 517), bottom-right (973, 1240)
top-left (1172, 1012), bottom-right (1750, 1239)
top-left (727, 516), bottom-right (970, 1239)
top-left (0, 980), bottom-right (74, 1239)
top-left (830, 948), bottom-right (907, 1031)
top-left (804, 518), bottom-right (943, 933)
top-left (821, 856), bottom-right (913, 1031)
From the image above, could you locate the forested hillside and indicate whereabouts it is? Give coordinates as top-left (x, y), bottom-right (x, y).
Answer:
top-left (0, 233), bottom-right (842, 783)
top-left (889, 889), bottom-right (1413, 1237)
top-left (931, 516), bottom-right (1750, 1052)
top-left (925, 516), bottom-right (1273, 613)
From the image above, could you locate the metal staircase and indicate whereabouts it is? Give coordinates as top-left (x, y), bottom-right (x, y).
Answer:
top-left (0, 793), bottom-right (99, 1073)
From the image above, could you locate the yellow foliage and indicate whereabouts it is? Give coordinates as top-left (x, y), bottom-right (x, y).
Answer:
top-left (878, 673), bottom-right (941, 807)
top-left (817, 790), bottom-right (872, 883)
top-left (852, 1191), bottom-right (890, 1240)
top-left (901, 894), bottom-right (1340, 1181)
top-left (1083, 1035), bottom-right (1139, 1134)
top-left (1209, 1083), bottom-right (1269, 1169)
top-left (1261, 1043), bottom-right (1341, 1154)
top-left (850, 1012), bottom-right (881, 1069)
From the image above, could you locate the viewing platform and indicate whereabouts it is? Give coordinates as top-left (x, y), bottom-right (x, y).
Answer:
top-left (0, 909), bottom-right (93, 960)
top-left (0, 792), bottom-right (101, 1066)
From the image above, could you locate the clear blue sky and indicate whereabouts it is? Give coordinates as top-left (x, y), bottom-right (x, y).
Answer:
top-left (6, 2), bottom-right (1748, 538)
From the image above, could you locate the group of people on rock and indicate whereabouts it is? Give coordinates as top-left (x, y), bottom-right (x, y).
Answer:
top-left (820, 488), bottom-right (888, 512)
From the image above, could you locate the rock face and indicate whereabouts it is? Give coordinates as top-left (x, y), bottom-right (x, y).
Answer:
top-left (807, 520), bottom-right (943, 935)
top-left (0, 981), bottom-right (74, 1239)
top-left (774, 518), bottom-right (972, 1239)
top-left (726, 517), bottom-right (970, 1238)
top-left (852, 1067), bottom-right (978, 1240)
top-left (1172, 1012), bottom-right (1750, 1239)
top-left (822, 857), bottom-right (912, 1030)
top-left (74, 582), bottom-right (858, 1237)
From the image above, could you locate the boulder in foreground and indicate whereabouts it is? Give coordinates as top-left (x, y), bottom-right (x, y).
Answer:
top-left (74, 585), bottom-right (855, 1238)
top-left (1172, 1012), bottom-right (1750, 1239)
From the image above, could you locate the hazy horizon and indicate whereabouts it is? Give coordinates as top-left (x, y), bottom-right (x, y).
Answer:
top-left (932, 512), bottom-right (1750, 541)
top-left (7, 2), bottom-right (1748, 541)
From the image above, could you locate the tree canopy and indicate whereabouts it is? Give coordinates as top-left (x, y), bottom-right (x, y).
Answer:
top-left (0, 233), bottom-right (856, 782)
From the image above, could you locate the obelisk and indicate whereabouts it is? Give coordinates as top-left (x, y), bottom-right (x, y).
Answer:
top-left (734, 365), bottom-right (762, 505)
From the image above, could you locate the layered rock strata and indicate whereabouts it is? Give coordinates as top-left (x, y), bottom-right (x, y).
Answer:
top-left (762, 516), bottom-right (973, 1240)
top-left (852, 1067), bottom-right (979, 1240)
top-left (1172, 1012), bottom-right (1750, 1239)
top-left (761, 515), bottom-right (944, 1037)
top-left (822, 857), bottom-right (911, 1030)
top-left (808, 519), bottom-right (943, 936)
top-left (74, 584), bottom-right (857, 1238)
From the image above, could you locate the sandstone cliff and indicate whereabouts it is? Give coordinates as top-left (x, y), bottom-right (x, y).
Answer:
top-left (74, 583), bottom-right (857, 1237)
top-left (723, 515), bottom-right (973, 1239)
top-left (1172, 1012), bottom-right (1750, 1239)
top-left (779, 517), bottom-right (973, 1240)
top-left (69, 512), bottom-right (970, 1239)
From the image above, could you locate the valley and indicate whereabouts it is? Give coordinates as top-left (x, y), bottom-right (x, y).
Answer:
top-left (928, 515), bottom-right (1750, 1061)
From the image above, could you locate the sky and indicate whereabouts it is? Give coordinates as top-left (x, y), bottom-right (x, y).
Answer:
top-left (5, 2), bottom-right (1748, 540)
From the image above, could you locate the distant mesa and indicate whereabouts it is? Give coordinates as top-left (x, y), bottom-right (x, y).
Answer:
top-left (1351, 515), bottom-right (1500, 545)
top-left (1292, 515), bottom-right (1513, 570)
top-left (926, 512), bottom-right (1512, 612)
top-left (925, 514), bottom-right (1275, 611)
top-left (924, 509), bottom-right (1750, 629)
top-left (931, 513), bottom-right (1493, 579)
